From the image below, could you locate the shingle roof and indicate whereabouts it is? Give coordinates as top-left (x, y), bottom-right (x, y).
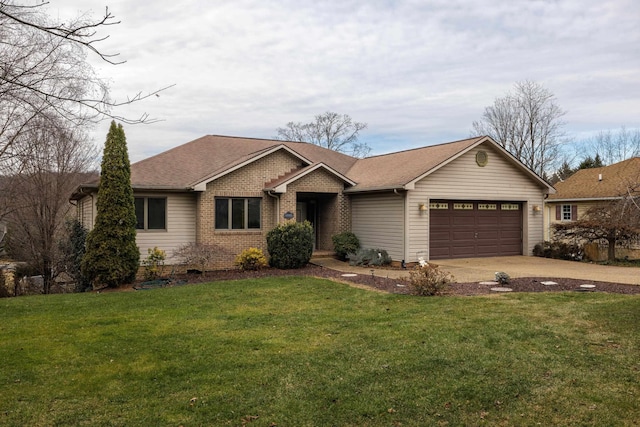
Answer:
top-left (129, 135), bottom-right (358, 190)
top-left (547, 157), bottom-right (640, 201)
top-left (344, 136), bottom-right (485, 191)
top-left (72, 134), bottom-right (552, 197)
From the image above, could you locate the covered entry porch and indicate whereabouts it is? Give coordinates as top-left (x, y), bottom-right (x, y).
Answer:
top-left (295, 192), bottom-right (341, 251)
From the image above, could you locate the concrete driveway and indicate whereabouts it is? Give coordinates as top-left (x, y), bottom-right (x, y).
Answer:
top-left (312, 256), bottom-right (640, 285)
top-left (435, 256), bottom-right (640, 285)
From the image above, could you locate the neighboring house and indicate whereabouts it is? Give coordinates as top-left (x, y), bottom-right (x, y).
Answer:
top-left (544, 157), bottom-right (640, 259)
top-left (71, 135), bottom-right (555, 268)
top-left (544, 157), bottom-right (640, 241)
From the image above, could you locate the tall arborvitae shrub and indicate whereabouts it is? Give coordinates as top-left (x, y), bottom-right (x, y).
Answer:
top-left (82, 121), bottom-right (139, 287)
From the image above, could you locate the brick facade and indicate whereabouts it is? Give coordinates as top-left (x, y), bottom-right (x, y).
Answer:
top-left (197, 149), bottom-right (351, 268)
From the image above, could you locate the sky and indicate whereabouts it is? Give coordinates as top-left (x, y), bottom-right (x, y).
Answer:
top-left (49, 0), bottom-right (640, 163)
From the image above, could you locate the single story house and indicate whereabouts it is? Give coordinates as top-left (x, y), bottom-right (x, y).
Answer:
top-left (544, 157), bottom-right (640, 258)
top-left (71, 135), bottom-right (555, 268)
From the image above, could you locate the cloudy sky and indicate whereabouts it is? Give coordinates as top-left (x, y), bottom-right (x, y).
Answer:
top-left (51, 0), bottom-right (639, 163)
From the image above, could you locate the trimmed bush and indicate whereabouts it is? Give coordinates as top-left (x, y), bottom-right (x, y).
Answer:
top-left (234, 248), bottom-right (268, 271)
top-left (142, 247), bottom-right (166, 281)
top-left (349, 248), bottom-right (392, 266)
top-left (408, 264), bottom-right (453, 296)
top-left (533, 241), bottom-right (583, 261)
top-left (495, 271), bottom-right (510, 285)
top-left (332, 232), bottom-right (360, 260)
top-left (266, 221), bottom-right (313, 269)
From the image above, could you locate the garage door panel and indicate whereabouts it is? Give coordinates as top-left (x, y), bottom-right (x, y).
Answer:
top-left (477, 230), bottom-right (499, 238)
top-left (452, 230), bottom-right (476, 240)
top-left (430, 200), bottom-right (522, 260)
top-left (500, 230), bottom-right (521, 238)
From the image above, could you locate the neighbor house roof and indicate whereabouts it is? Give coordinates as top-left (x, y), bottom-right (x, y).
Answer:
top-left (547, 157), bottom-right (640, 201)
top-left (71, 134), bottom-right (554, 198)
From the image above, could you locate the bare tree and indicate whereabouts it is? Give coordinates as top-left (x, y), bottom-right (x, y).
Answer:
top-left (0, 1), bottom-right (171, 166)
top-left (2, 115), bottom-right (97, 293)
top-left (554, 198), bottom-right (640, 262)
top-left (472, 81), bottom-right (566, 177)
top-left (583, 127), bottom-right (640, 165)
top-left (275, 111), bottom-right (370, 158)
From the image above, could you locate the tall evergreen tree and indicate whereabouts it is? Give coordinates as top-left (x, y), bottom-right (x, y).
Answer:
top-left (82, 122), bottom-right (139, 287)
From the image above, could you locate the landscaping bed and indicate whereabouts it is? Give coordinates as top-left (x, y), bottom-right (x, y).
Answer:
top-left (123, 264), bottom-right (640, 296)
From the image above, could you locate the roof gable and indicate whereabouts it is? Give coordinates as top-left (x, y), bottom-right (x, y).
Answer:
top-left (129, 135), bottom-right (358, 191)
top-left (191, 144), bottom-right (311, 191)
top-left (548, 157), bottom-right (640, 201)
top-left (345, 136), bottom-right (554, 193)
top-left (265, 162), bottom-right (356, 193)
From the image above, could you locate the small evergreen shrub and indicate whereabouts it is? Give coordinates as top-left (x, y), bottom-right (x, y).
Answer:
top-left (533, 241), bottom-right (583, 261)
top-left (234, 248), bottom-right (268, 271)
top-left (332, 232), bottom-right (360, 260)
top-left (495, 271), bottom-right (510, 285)
top-left (142, 247), bottom-right (166, 280)
top-left (266, 221), bottom-right (313, 269)
top-left (349, 248), bottom-right (392, 266)
top-left (408, 264), bottom-right (453, 296)
top-left (58, 219), bottom-right (91, 292)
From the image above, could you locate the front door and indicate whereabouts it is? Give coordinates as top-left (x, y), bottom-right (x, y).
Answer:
top-left (296, 201), bottom-right (317, 249)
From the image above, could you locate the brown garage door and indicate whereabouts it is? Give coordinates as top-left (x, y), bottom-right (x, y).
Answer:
top-left (429, 200), bottom-right (522, 260)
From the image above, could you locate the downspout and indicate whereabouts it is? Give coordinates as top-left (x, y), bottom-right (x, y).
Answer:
top-left (267, 190), bottom-right (280, 226)
top-left (393, 188), bottom-right (408, 266)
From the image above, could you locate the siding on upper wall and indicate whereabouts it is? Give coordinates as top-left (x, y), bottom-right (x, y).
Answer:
top-left (408, 143), bottom-right (547, 261)
top-left (351, 193), bottom-right (405, 261)
top-left (78, 195), bottom-right (95, 230)
top-left (135, 193), bottom-right (197, 264)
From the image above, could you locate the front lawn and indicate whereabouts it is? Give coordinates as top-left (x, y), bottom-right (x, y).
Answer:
top-left (1, 277), bottom-right (639, 426)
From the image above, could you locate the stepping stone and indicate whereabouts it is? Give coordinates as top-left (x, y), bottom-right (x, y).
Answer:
top-left (479, 281), bottom-right (499, 285)
top-left (580, 284), bottom-right (596, 289)
top-left (341, 273), bottom-right (358, 277)
top-left (491, 287), bottom-right (513, 292)
top-left (541, 281), bottom-right (557, 286)
top-left (396, 284), bottom-right (406, 288)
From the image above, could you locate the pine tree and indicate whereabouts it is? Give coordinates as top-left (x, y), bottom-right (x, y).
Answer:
top-left (82, 121), bottom-right (139, 287)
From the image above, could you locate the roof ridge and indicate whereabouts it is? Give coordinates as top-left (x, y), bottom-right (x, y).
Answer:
top-left (360, 136), bottom-right (485, 159)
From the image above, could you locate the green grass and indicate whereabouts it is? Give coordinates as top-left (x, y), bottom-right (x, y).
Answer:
top-left (1, 277), bottom-right (639, 426)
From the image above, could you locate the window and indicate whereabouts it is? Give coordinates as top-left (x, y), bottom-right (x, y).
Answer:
top-left (557, 204), bottom-right (577, 221)
top-left (135, 197), bottom-right (166, 230)
top-left (215, 198), bottom-right (261, 230)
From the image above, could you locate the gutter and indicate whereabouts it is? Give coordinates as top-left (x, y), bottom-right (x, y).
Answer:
top-left (545, 196), bottom-right (622, 203)
top-left (344, 185), bottom-right (407, 194)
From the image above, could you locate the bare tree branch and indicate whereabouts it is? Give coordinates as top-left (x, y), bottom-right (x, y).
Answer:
top-left (472, 80), bottom-right (566, 177)
top-left (275, 111), bottom-right (370, 158)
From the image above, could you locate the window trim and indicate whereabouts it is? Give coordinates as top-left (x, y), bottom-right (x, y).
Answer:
top-left (135, 196), bottom-right (167, 231)
top-left (215, 197), bottom-right (262, 230)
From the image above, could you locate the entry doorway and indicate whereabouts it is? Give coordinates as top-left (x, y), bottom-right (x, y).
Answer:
top-left (296, 200), bottom-right (317, 249)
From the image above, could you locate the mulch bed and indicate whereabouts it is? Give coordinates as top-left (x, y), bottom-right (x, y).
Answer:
top-left (127, 264), bottom-right (640, 296)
